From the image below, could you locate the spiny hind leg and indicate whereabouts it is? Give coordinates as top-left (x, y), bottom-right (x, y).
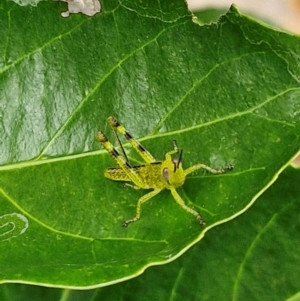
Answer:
top-left (123, 189), bottom-right (162, 227)
top-left (96, 131), bottom-right (144, 187)
top-left (170, 188), bottom-right (206, 226)
top-left (107, 116), bottom-right (156, 163)
top-left (184, 163), bottom-right (234, 176)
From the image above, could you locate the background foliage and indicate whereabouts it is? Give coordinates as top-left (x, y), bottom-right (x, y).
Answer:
top-left (0, 0), bottom-right (299, 299)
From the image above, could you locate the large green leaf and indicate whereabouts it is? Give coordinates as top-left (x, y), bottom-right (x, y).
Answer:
top-left (0, 0), bottom-right (299, 287)
top-left (95, 166), bottom-right (300, 301)
top-left (1, 166), bottom-right (299, 300)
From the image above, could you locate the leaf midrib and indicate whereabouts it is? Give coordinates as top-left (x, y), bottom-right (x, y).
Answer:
top-left (0, 86), bottom-right (297, 172)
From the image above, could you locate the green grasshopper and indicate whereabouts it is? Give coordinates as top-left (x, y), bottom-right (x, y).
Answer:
top-left (96, 116), bottom-right (233, 227)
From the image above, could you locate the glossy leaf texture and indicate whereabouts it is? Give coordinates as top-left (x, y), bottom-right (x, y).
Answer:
top-left (104, 166), bottom-right (299, 301)
top-left (1, 166), bottom-right (299, 300)
top-left (0, 0), bottom-right (299, 287)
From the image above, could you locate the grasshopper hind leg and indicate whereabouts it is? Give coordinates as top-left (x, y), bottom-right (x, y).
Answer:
top-left (107, 116), bottom-right (156, 164)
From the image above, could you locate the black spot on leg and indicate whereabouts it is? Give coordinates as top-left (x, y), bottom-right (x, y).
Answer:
top-left (110, 116), bottom-right (120, 127)
top-left (150, 161), bottom-right (162, 165)
top-left (111, 148), bottom-right (120, 157)
top-left (125, 131), bottom-right (133, 140)
top-left (138, 143), bottom-right (147, 152)
top-left (125, 161), bottom-right (133, 169)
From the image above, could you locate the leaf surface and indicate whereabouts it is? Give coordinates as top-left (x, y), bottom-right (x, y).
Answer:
top-left (0, 1), bottom-right (299, 286)
top-left (93, 166), bottom-right (300, 301)
top-left (1, 167), bottom-right (299, 300)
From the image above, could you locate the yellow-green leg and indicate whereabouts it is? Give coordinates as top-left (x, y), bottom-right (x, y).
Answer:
top-left (123, 189), bottom-right (162, 227)
top-left (170, 188), bottom-right (206, 225)
top-left (96, 131), bottom-right (145, 187)
top-left (164, 140), bottom-right (180, 159)
top-left (107, 116), bottom-right (156, 163)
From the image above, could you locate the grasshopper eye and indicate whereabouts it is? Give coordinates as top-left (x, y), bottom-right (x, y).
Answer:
top-left (162, 167), bottom-right (170, 183)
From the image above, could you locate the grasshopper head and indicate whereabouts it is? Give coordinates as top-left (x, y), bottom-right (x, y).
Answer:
top-left (161, 149), bottom-right (186, 188)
